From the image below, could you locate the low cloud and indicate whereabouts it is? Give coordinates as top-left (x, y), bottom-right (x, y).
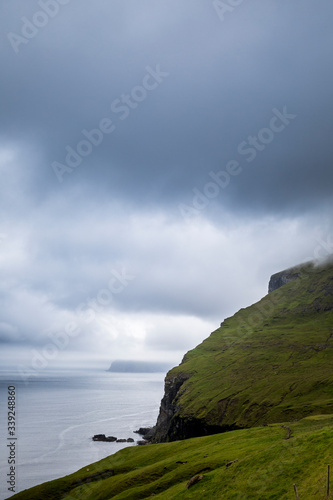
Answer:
top-left (1, 0), bottom-right (332, 372)
top-left (0, 193), bottom-right (331, 373)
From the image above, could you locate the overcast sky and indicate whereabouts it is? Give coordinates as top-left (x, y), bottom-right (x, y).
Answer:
top-left (1, 0), bottom-right (332, 374)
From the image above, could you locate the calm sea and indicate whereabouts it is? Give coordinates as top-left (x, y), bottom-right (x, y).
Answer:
top-left (0, 369), bottom-right (165, 499)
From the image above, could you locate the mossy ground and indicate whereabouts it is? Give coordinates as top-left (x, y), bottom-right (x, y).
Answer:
top-left (9, 414), bottom-right (333, 499)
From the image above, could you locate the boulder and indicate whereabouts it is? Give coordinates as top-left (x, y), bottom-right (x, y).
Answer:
top-left (92, 434), bottom-right (117, 442)
top-left (134, 426), bottom-right (156, 441)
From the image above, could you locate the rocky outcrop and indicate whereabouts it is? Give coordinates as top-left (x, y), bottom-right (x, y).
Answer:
top-left (152, 372), bottom-right (189, 442)
top-left (268, 263), bottom-right (312, 293)
top-left (154, 413), bottom-right (236, 442)
top-left (134, 427), bottom-right (155, 442)
top-left (92, 434), bottom-right (134, 443)
top-left (152, 371), bottom-right (230, 442)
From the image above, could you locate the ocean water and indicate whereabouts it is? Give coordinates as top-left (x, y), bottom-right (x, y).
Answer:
top-left (0, 369), bottom-right (165, 499)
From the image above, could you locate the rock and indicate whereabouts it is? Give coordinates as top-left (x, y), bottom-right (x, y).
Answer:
top-left (186, 474), bottom-right (204, 489)
top-left (268, 264), bottom-right (312, 293)
top-left (137, 440), bottom-right (149, 445)
top-left (134, 426), bottom-right (156, 441)
top-left (92, 434), bottom-right (117, 442)
top-left (106, 436), bottom-right (117, 442)
top-left (153, 373), bottom-right (190, 442)
top-left (134, 427), bottom-right (152, 436)
top-left (280, 425), bottom-right (293, 439)
top-left (92, 434), bottom-right (106, 441)
top-left (92, 434), bottom-right (135, 443)
top-left (225, 459), bottom-right (239, 467)
top-left (153, 371), bottom-right (223, 442)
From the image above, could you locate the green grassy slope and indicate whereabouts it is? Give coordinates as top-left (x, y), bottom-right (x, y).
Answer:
top-left (9, 415), bottom-right (333, 499)
top-left (154, 261), bottom-right (333, 441)
top-left (9, 260), bottom-right (333, 499)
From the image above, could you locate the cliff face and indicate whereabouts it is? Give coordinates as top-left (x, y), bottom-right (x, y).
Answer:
top-left (268, 263), bottom-right (310, 293)
top-left (153, 260), bottom-right (333, 442)
top-left (153, 372), bottom-right (189, 442)
top-left (153, 371), bottom-right (230, 442)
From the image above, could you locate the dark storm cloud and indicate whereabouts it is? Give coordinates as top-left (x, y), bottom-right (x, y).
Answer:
top-left (1, 0), bottom-right (332, 214)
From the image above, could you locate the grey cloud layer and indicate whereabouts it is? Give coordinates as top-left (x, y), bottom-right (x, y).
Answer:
top-left (1, 1), bottom-right (332, 368)
top-left (1, 0), bottom-right (333, 213)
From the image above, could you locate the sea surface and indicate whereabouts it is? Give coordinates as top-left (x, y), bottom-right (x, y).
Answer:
top-left (0, 369), bottom-right (165, 499)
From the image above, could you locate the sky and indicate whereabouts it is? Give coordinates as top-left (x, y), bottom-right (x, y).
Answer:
top-left (1, 0), bottom-right (332, 375)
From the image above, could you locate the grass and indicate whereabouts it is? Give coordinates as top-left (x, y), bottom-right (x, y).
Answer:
top-left (154, 261), bottom-right (333, 438)
top-left (9, 414), bottom-right (333, 499)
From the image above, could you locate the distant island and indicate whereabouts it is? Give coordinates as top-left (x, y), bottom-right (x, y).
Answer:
top-left (108, 360), bottom-right (172, 373)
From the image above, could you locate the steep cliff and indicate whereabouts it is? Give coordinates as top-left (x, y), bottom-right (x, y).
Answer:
top-left (268, 263), bottom-right (312, 293)
top-left (153, 259), bottom-right (333, 442)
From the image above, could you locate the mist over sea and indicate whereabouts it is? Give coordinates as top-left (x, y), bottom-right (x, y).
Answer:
top-left (0, 369), bottom-right (165, 498)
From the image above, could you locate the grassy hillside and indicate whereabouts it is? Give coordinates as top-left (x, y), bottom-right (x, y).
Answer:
top-left (9, 260), bottom-right (333, 499)
top-left (9, 414), bottom-right (333, 499)
top-left (154, 260), bottom-right (333, 441)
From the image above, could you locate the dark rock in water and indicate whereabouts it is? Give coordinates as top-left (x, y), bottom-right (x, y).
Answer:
top-left (92, 434), bottom-right (135, 443)
top-left (92, 434), bottom-right (107, 441)
top-left (134, 427), bottom-right (151, 435)
top-left (137, 440), bottom-right (149, 445)
top-left (92, 434), bottom-right (117, 442)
